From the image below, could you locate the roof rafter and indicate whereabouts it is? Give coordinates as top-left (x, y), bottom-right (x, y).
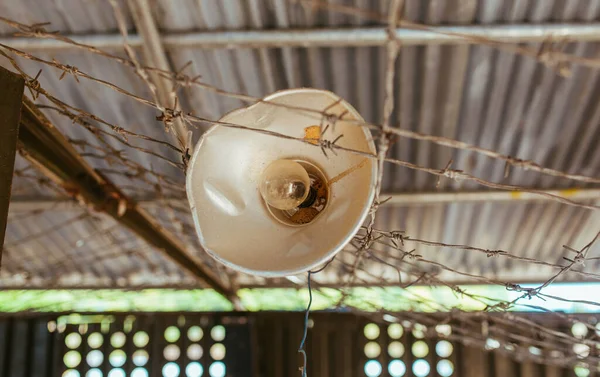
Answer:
top-left (16, 97), bottom-right (238, 304)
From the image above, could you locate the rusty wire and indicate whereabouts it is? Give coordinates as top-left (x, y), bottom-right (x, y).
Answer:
top-left (348, 231), bottom-right (600, 312)
top-left (1, 43), bottom-right (598, 210)
top-left (309, 271), bottom-right (599, 370)
top-left (1, 17), bottom-right (600, 184)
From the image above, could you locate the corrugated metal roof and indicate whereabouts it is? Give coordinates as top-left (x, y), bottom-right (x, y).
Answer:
top-left (0, 0), bottom-right (599, 289)
top-left (0, 0), bottom-right (133, 35)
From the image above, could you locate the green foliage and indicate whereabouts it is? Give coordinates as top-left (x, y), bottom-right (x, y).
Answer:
top-left (0, 283), bottom-right (596, 313)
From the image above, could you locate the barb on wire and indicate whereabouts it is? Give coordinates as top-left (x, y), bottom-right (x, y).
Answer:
top-left (530, 230), bottom-right (600, 295)
top-left (315, 124), bottom-right (344, 158)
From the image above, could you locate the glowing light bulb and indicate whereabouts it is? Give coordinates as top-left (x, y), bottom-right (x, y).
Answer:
top-left (260, 160), bottom-right (310, 210)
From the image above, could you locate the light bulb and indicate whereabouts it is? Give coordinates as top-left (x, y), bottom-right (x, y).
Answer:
top-left (259, 160), bottom-right (310, 210)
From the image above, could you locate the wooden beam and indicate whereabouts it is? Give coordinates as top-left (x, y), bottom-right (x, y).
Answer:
top-left (544, 365), bottom-right (564, 377)
top-left (462, 345), bottom-right (489, 377)
top-left (0, 66), bottom-right (24, 266)
top-left (520, 359), bottom-right (542, 377)
top-left (493, 351), bottom-right (518, 377)
top-left (16, 97), bottom-right (238, 303)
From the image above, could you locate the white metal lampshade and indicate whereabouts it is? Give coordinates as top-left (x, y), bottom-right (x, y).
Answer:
top-left (186, 88), bottom-right (376, 277)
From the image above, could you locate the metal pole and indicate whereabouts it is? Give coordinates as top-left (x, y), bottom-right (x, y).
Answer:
top-left (161, 23), bottom-right (600, 48)
top-left (0, 66), bottom-right (24, 266)
top-left (2, 23), bottom-right (600, 51)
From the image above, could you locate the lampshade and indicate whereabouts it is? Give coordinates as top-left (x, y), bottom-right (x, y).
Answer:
top-left (186, 88), bottom-right (376, 277)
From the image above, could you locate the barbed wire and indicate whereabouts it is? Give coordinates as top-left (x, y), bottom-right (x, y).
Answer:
top-left (313, 257), bottom-right (600, 370)
top-left (310, 246), bottom-right (597, 361)
top-left (309, 273), bottom-right (599, 370)
top-left (2, 43), bottom-right (599, 213)
top-left (2, 17), bottom-right (600, 185)
top-left (354, 231), bottom-right (600, 309)
top-left (362, 227), bottom-right (600, 281)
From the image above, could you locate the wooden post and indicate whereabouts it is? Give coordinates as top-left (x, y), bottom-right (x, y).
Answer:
top-left (493, 351), bottom-right (518, 376)
top-left (462, 344), bottom-right (490, 377)
top-left (0, 66), bottom-right (25, 266)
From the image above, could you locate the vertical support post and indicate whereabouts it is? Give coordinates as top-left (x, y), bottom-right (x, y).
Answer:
top-left (0, 66), bottom-right (25, 266)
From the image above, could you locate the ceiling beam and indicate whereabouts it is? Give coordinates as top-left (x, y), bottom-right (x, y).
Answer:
top-left (15, 97), bottom-right (237, 303)
top-left (2, 23), bottom-right (600, 51)
top-left (8, 188), bottom-right (600, 213)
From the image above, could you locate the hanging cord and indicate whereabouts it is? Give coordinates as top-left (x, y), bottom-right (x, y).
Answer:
top-left (297, 258), bottom-right (334, 377)
top-left (297, 270), bottom-right (313, 377)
